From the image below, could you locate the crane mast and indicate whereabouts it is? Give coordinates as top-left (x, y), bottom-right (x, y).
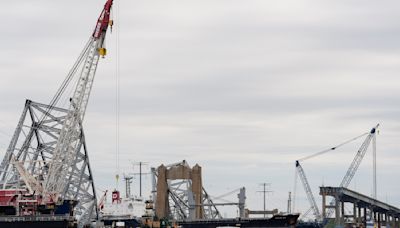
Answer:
top-left (295, 160), bottom-right (321, 221)
top-left (339, 125), bottom-right (378, 188)
top-left (44, 0), bottom-right (113, 203)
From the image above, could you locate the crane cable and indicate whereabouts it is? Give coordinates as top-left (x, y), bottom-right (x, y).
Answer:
top-left (114, 0), bottom-right (121, 190)
top-left (297, 131), bottom-right (369, 162)
top-left (210, 188), bottom-right (242, 201)
top-left (293, 130), bottom-right (369, 214)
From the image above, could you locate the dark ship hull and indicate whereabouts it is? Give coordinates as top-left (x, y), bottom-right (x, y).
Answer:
top-left (0, 215), bottom-right (76, 228)
top-left (177, 213), bottom-right (300, 228)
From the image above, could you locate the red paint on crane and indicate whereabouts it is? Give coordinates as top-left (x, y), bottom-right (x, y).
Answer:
top-left (92, 0), bottom-right (113, 39)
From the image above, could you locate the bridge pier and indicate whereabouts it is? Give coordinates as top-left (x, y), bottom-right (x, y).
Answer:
top-left (334, 195), bottom-right (340, 225)
top-left (378, 212), bottom-right (381, 228)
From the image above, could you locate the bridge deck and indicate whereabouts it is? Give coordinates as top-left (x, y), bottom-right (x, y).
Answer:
top-left (320, 186), bottom-right (400, 215)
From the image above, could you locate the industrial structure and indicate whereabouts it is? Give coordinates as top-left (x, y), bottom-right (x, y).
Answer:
top-left (153, 161), bottom-right (221, 220)
top-left (150, 161), bottom-right (298, 228)
top-left (0, 0), bottom-right (114, 227)
top-left (292, 124), bottom-right (400, 228)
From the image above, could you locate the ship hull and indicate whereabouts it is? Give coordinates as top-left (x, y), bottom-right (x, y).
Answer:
top-left (0, 221), bottom-right (74, 228)
top-left (0, 215), bottom-right (76, 228)
top-left (177, 214), bottom-right (299, 228)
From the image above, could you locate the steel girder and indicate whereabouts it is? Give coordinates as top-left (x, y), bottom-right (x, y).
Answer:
top-left (0, 100), bottom-right (97, 227)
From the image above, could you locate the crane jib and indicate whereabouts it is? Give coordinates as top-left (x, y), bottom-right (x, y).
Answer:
top-left (92, 0), bottom-right (113, 39)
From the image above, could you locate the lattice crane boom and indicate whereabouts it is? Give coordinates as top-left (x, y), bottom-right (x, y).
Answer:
top-left (44, 0), bottom-right (114, 203)
top-left (339, 124), bottom-right (379, 188)
top-left (324, 124), bottom-right (379, 219)
top-left (295, 160), bottom-right (321, 221)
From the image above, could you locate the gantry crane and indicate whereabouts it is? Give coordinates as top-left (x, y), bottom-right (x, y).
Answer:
top-left (295, 124), bottom-right (379, 221)
top-left (0, 0), bottom-right (114, 227)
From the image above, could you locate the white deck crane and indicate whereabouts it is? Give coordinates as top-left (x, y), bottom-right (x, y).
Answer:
top-left (295, 124), bottom-right (379, 221)
top-left (43, 0), bottom-right (114, 203)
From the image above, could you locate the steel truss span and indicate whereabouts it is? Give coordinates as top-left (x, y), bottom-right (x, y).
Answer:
top-left (0, 100), bottom-right (98, 226)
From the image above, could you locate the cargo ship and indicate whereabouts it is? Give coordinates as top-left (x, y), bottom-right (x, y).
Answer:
top-left (175, 213), bottom-right (300, 228)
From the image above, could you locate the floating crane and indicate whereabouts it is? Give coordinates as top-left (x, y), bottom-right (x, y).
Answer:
top-left (295, 124), bottom-right (379, 221)
top-left (0, 0), bottom-right (114, 227)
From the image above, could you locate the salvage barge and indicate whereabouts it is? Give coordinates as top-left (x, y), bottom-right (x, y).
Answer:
top-left (0, 189), bottom-right (77, 228)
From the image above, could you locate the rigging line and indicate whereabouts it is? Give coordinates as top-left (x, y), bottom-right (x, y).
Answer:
top-left (298, 131), bottom-right (369, 162)
top-left (210, 188), bottom-right (241, 200)
top-left (115, 0), bottom-right (121, 187)
top-left (39, 39), bottom-right (92, 125)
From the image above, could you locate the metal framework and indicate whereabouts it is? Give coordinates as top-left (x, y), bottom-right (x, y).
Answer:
top-left (295, 124), bottom-right (379, 222)
top-left (0, 100), bottom-right (97, 226)
top-left (152, 162), bottom-right (222, 220)
top-left (167, 179), bottom-right (222, 220)
top-left (324, 125), bottom-right (379, 219)
top-left (295, 160), bottom-right (321, 221)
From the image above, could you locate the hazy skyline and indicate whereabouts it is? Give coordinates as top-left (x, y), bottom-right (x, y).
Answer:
top-left (1, 0), bottom-right (400, 218)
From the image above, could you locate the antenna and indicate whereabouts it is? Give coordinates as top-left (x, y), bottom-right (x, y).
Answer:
top-left (131, 161), bottom-right (149, 197)
top-left (123, 175), bottom-right (133, 198)
top-left (257, 183), bottom-right (273, 218)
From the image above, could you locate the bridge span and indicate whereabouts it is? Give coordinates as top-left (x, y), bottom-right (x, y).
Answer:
top-left (320, 186), bottom-right (400, 228)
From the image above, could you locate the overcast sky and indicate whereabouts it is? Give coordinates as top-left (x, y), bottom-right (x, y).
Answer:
top-left (1, 0), bottom-right (400, 218)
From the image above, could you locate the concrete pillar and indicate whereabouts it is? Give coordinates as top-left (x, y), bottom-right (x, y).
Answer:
top-left (378, 213), bottom-right (381, 228)
top-left (335, 195), bottom-right (340, 226)
top-left (391, 215), bottom-right (396, 228)
top-left (353, 202), bottom-right (357, 224)
top-left (364, 207), bottom-right (367, 226)
top-left (364, 207), bottom-right (367, 227)
top-left (155, 165), bottom-right (169, 219)
top-left (191, 164), bottom-right (203, 219)
top-left (385, 214), bottom-right (388, 227)
top-left (341, 201), bottom-right (345, 225)
top-left (358, 206), bottom-right (361, 223)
